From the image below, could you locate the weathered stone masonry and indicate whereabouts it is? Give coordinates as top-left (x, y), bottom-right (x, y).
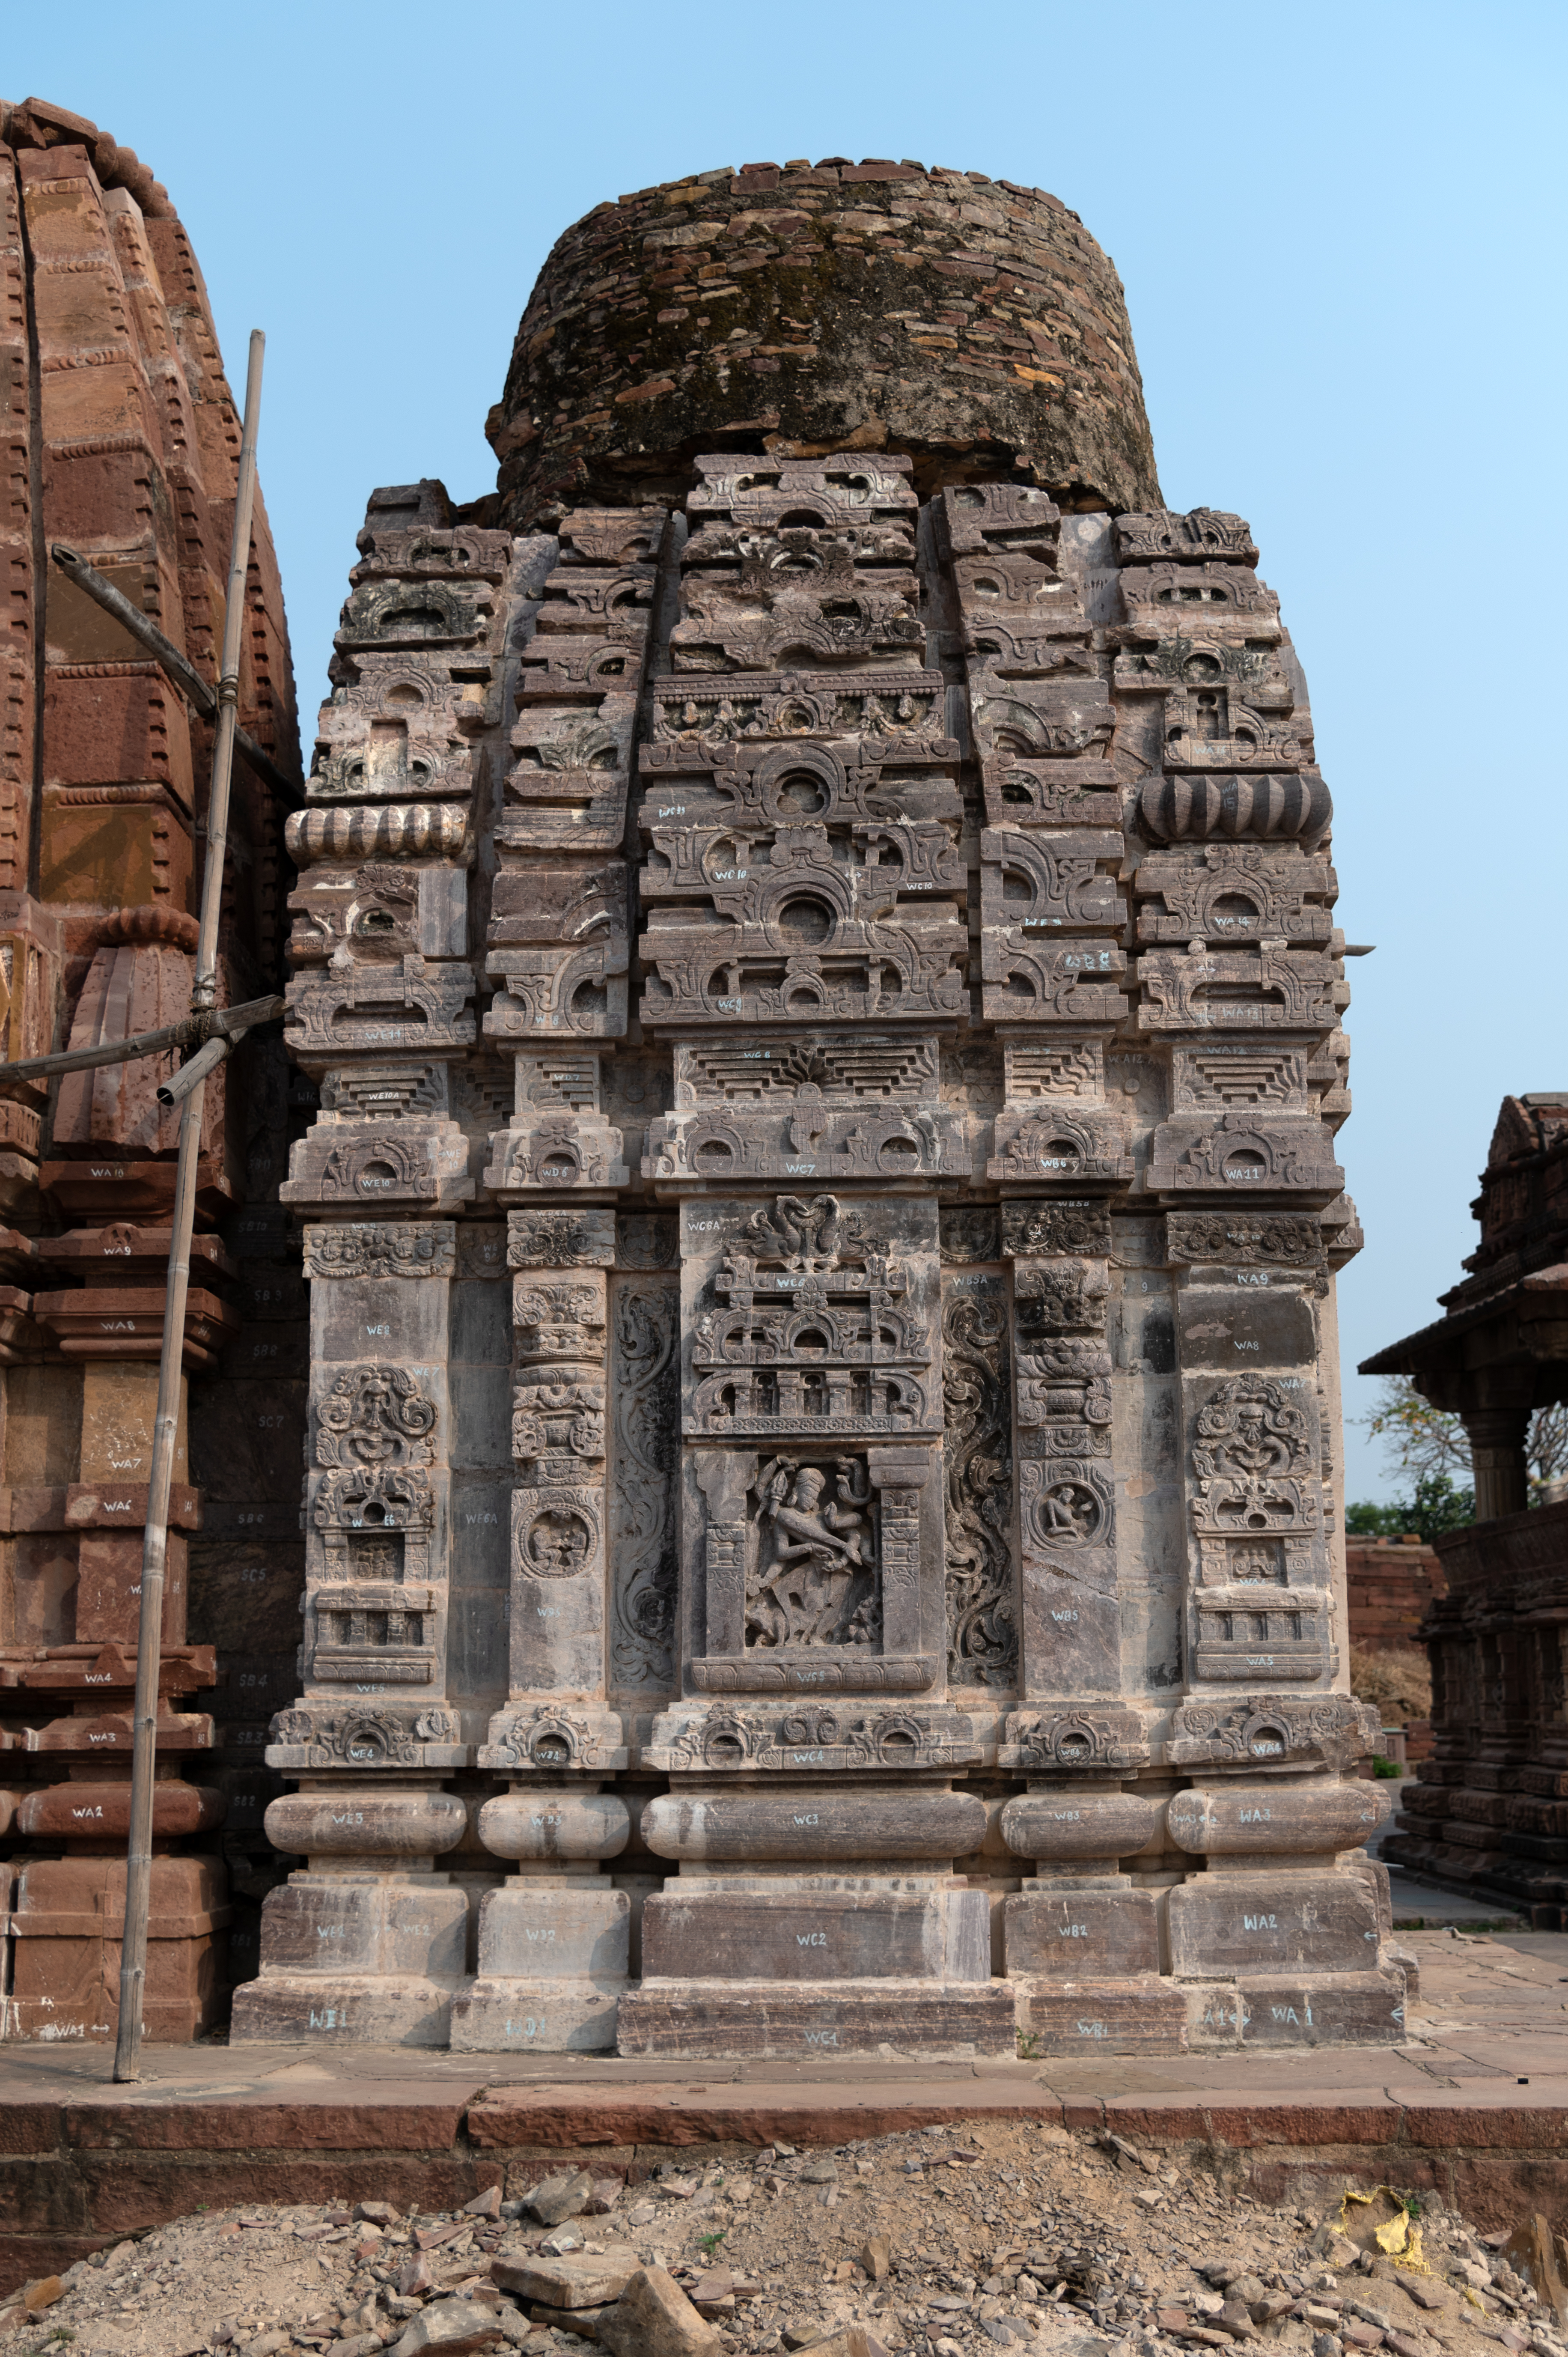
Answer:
top-left (237, 156), bottom-right (1397, 2057)
top-left (0, 94), bottom-right (303, 2041)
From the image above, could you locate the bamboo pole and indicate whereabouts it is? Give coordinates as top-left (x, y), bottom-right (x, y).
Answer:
top-left (155, 1024), bottom-right (249, 1108)
top-left (49, 546), bottom-right (302, 809)
top-left (113, 329), bottom-right (266, 2082)
top-left (0, 992), bottom-right (285, 1087)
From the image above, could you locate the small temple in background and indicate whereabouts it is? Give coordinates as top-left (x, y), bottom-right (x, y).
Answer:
top-left (1365, 1096), bottom-right (1568, 1920)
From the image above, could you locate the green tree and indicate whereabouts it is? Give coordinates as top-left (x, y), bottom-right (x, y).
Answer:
top-left (1345, 1500), bottom-right (1412, 1537)
top-left (1361, 1379), bottom-right (1470, 1484)
top-left (1351, 1377), bottom-right (1568, 1537)
top-left (1406, 1472), bottom-right (1476, 1537)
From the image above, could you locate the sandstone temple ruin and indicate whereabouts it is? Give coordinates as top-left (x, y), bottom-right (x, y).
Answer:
top-left (1366, 1096), bottom-right (1568, 1924)
top-left (0, 111), bottom-right (1398, 2052)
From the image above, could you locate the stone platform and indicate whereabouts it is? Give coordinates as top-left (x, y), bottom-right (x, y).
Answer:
top-left (4, 1932), bottom-right (1568, 2295)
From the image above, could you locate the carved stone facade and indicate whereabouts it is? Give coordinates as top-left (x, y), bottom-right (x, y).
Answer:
top-left (235, 156), bottom-right (1401, 2057)
top-left (0, 97), bottom-right (303, 2038)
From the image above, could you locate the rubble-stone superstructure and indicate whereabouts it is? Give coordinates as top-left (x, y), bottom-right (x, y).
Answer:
top-left (238, 156), bottom-right (1398, 2058)
top-left (0, 95), bottom-right (302, 2038)
top-left (486, 161), bottom-right (1160, 530)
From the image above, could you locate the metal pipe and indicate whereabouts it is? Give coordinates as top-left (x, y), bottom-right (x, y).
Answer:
top-left (154, 1027), bottom-right (238, 1108)
top-left (191, 343), bottom-right (264, 1018)
top-left (0, 992), bottom-right (284, 1086)
top-left (114, 329), bottom-right (266, 2084)
top-left (49, 545), bottom-right (302, 810)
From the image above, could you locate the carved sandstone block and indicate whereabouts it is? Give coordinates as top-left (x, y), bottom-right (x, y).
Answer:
top-left (1165, 1869), bottom-right (1381, 1978)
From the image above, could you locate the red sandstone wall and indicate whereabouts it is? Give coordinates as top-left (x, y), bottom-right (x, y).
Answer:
top-left (1345, 1538), bottom-right (1447, 1650)
top-left (0, 93), bottom-right (305, 2037)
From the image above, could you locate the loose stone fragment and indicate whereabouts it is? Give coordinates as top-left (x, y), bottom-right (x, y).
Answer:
top-left (597, 2265), bottom-right (721, 2357)
top-left (527, 2170), bottom-right (595, 2226)
top-left (389, 2295), bottom-right (508, 2355)
top-left (1504, 2219), bottom-right (1568, 2323)
top-left (528, 2300), bottom-right (613, 2339)
top-left (1400, 2282), bottom-right (1449, 2313)
top-left (805, 2331), bottom-right (893, 2357)
top-left (539, 2226), bottom-right (586, 2256)
top-left (493, 2252), bottom-right (640, 2309)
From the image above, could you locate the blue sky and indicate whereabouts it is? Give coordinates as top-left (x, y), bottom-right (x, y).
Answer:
top-left (11, 0), bottom-right (1565, 1502)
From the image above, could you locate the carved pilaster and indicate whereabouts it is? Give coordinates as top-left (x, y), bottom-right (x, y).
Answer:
top-left (454, 1207), bottom-right (630, 2052)
top-left (233, 1216), bottom-right (471, 2048)
top-left (997, 1200), bottom-right (1119, 1703)
top-left (940, 1271), bottom-right (1016, 1690)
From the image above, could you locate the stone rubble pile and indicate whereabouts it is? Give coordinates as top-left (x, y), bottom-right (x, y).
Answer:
top-left (6, 2126), bottom-right (1563, 2357)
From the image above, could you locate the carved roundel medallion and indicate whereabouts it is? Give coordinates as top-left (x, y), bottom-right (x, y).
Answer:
top-left (523, 1505), bottom-right (595, 1577)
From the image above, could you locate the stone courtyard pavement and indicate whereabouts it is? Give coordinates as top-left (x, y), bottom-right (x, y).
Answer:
top-left (3, 1931), bottom-right (1568, 2298)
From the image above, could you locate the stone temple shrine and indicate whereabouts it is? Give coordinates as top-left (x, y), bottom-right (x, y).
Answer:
top-left (0, 110), bottom-right (1400, 2054)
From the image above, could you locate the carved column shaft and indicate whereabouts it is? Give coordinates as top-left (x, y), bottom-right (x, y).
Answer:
top-left (1463, 1407), bottom-right (1532, 1523)
top-left (1003, 1210), bottom-right (1116, 1700)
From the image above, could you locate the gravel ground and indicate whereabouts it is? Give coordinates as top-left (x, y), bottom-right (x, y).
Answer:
top-left (4, 2121), bottom-right (1562, 2357)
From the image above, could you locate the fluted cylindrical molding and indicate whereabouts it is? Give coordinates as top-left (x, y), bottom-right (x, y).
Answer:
top-left (1139, 771), bottom-right (1332, 847)
top-left (284, 803), bottom-right (474, 867)
top-left (479, 1790), bottom-right (631, 1864)
top-left (489, 160), bottom-right (1161, 526)
top-left (265, 1791), bottom-right (468, 1859)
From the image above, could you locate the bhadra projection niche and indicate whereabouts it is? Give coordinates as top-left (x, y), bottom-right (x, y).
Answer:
top-left (234, 153), bottom-right (1396, 2060)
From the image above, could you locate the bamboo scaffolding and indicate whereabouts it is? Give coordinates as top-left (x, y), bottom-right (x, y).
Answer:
top-left (0, 993), bottom-right (284, 1087)
top-left (49, 545), bottom-right (303, 810)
